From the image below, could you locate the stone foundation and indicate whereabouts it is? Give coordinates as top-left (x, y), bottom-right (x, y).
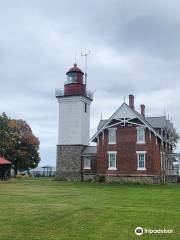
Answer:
top-left (56, 145), bottom-right (85, 180)
top-left (83, 174), bottom-right (164, 184)
top-left (105, 175), bottom-right (161, 184)
top-left (165, 175), bottom-right (178, 183)
top-left (83, 174), bottom-right (95, 181)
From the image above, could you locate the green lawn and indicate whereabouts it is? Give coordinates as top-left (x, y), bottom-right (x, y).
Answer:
top-left (0, 178), bottom-right (179, 240)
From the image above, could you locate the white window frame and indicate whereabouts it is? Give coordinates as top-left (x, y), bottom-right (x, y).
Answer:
top-left (108, 128), bottom-right (117, 144)
top-left (83, 157), bottom-right (91, 170)
top-left (108, 151), bottom-right (117, 170)
top-left (136, 127), bottom-right (146, 144)
top-left (136, 151), bottom-right (146, 170)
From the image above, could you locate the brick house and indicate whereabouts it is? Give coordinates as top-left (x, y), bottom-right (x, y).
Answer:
top-left (83, 95), bottom-right (177, 183)
top-left (56, 64), bottom-right (178, 183)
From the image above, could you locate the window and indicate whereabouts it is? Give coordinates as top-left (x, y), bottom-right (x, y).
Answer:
top-left (108, 128), bottom-right (116, 144)
top-left (137, 127), bottom-right (145, 144)
top-left (108, 151), bottom-right (117, 170)
top-left (84, 157), bottom-right (91, 169)
top-left (136, 151), bottom-right (146, 170)
top-left (84, 103), bottom-right (87, 112)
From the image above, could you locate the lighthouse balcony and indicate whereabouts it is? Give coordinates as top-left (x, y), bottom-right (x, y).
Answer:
top-left (55, 88), bottom-right (93, 100)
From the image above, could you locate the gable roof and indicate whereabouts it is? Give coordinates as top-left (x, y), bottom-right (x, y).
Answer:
top-left (91, 102), bottom-right (163, 142)
top-left (0, 157), bottom-right (11, 165)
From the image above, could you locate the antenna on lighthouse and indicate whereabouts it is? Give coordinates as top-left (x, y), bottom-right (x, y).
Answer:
top-left (81, 50), bottom-right (90, 86)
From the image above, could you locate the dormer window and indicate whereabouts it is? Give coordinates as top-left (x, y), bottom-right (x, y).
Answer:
top-left (108, 128), bottom-right (116, 144)
top-left (137, 127), bottom-right (145, 144)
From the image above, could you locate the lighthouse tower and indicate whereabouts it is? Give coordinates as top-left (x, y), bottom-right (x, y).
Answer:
top-left (56, 63), bottom-right (93, 180)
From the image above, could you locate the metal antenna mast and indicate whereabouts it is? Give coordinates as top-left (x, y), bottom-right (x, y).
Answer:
top-left (74, 51), bottom-right (77, 64)
top-left (81, 50), bottom-right (90, 86)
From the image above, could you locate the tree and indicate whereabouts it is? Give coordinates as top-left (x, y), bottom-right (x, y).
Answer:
top-left (170, 129), bottom-right (180, 149)
top-left (0, 113), bottom-right (40, 175)
top-left (0, 113), bottom-right (13, 158)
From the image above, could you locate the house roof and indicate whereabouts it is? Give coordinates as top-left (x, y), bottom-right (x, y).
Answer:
top-left (91, 102), bottom-right (163, 142)
top-left (0, 157), bottom-right (11, 165)
top-left (97, 120), bottom-right (108, 130)
top-left (146, 117), bottom-right (174, 133)
top-left (145, 116), bottom-right (167, 128)
top-left (82, 146), bottom-right (97, 156)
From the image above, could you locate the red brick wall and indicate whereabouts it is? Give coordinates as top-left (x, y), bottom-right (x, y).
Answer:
top-left (96, 125), bottom-right (166, 176)
top-left (64, 83), bottom-right (85, 96)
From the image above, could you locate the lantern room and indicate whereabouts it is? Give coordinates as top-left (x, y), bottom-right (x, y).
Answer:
top-left (64, 63), bottom-right (86, 96)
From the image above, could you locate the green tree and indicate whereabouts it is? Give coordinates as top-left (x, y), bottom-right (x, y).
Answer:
top-left (0, 113), bottom-right (40, 175)
top-left (171, 129), bottom-right (180, 149)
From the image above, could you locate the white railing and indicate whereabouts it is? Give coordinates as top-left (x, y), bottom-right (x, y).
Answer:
top-left (55, 88), bottom-right (93, 100)
top-left (55, 88), bottom-right (64, 97)
top-left (86, 90), bottom-right (93, 100)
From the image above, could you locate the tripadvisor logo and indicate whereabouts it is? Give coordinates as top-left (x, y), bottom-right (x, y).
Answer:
top-left (135, 227), bottom-right (143, 236)
top-left (135, 226), bottom-right (174, 235)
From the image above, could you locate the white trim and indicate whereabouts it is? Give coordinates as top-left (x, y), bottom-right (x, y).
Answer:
top-left (108, 128), bottom-right (117, 144)
top-left (136, 151), bottom-right (147, 154)
top-left (91, 102), bottom-right (163, 142)
top-left (107, 151), bottom-right (117, 170)
top-left (136, 151), bottom-right (146, 171)
top-left (136, 127), bottom-right (146, 144)
top-left (105, 122), bottom-right (121, 129)
top-left (108, 151), bottom-right (117, 154)
top-left (104, 118), bottom-right (145, 129)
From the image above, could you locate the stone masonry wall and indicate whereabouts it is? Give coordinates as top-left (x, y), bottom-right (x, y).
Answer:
top-left (56, 145), bottom-right (85, 180)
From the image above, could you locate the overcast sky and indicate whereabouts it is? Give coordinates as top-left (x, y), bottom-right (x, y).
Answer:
top-left (1, 0), bottom-right (180, 167)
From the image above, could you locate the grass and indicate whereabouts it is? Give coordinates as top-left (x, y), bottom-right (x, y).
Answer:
top-left (0, 178), bottom-right (180, 240)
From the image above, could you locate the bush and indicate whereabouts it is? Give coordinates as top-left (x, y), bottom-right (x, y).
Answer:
top-left (96, 175), bottom-right (106, 183)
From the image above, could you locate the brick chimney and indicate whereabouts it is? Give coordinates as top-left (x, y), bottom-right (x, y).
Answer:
top-left (140, 104), bottom-right (145, 117)
top-left (129, 94), bottom-right (135, 110)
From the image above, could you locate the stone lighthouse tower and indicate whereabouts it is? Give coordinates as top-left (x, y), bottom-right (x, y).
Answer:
top-left (55, 63), bottom-right (93, 180)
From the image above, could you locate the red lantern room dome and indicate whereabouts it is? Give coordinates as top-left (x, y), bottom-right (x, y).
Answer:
top-left (64, 63), bottom-right (86, 96)
top-left (66, 63), bottom-right (84, 75)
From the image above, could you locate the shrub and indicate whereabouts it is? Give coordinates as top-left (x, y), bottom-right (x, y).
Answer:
top-left (96, 175), bottom-right (106, 183)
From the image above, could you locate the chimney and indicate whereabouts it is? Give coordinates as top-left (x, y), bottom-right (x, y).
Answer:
top-left (129, 94), bottom-right (135, 110)
top-left (140, 104), bottom-right (145, 117)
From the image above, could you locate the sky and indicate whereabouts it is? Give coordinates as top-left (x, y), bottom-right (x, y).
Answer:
top-left (0, 0), bottom-right (180, 167)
